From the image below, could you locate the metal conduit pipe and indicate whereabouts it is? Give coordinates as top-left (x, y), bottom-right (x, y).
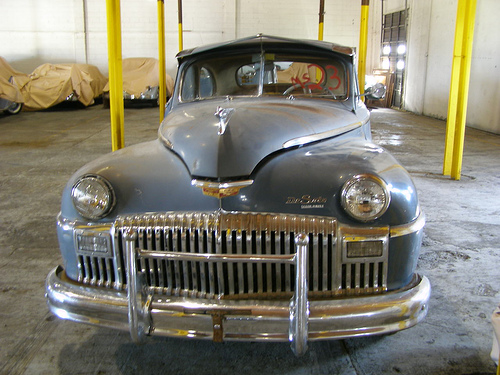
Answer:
top-left (318, 0), bottom-right (325, 41)
top-left (358, 0), bottom-right (370, 98)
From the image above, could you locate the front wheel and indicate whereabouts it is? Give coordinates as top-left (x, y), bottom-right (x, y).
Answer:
top-left (5, 102), bottom-right (22, 115)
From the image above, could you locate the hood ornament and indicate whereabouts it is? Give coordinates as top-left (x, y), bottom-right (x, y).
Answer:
top-left (214, 106), bottom-right (235, 136)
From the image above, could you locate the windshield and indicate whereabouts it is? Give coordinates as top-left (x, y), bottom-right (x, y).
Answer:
top-left (180, 52), bottom-right (348, 102)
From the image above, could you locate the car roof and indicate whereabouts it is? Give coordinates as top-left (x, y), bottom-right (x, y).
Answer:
top-left (176, 34), bottom-right (354, 61)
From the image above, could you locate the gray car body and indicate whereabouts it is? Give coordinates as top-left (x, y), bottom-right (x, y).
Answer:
top-left (50, 35), bottom-right (428, 353)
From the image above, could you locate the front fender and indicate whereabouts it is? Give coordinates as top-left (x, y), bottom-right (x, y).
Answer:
top-left (222, 136), bottom-right (420, 227)
top-left (60, 139), bottom-right (219, 222)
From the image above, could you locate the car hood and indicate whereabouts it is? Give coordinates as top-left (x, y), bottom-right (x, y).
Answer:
top-left (159, 97), bottom-right (365, 179)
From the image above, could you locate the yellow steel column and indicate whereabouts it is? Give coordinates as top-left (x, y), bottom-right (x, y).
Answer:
top-left (443, 0), bottom-right (477, 180)
top-left (318, 0), bottom-right (325, 41)
top-left (178, 0), bottom-right (183, 51)
top-left (157, 0), bottom-right (167, 122)
top-left (358, 0), bottom-right (369, 98)
top-left (106, 0), bottom-right (125, 151)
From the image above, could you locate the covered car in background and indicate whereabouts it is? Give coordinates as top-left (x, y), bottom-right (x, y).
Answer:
top-left (19, 63), bottom-right (107, 110)
top-left (0, 57), bottom-right (26, 115)
top-left (46, 35), bottom-right (430, 356)
top-left (103, 57), bottom-right (174, 107)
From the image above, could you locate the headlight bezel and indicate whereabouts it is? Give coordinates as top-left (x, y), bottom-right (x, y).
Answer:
top-left (340, 174), bottom-right (391, 222)
top-left (71, 174), bottom-right (115, 220)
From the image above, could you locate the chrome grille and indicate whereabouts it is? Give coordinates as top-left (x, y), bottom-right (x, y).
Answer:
top-left (76, 211), bottom-right (388, 298)
top-left (77, 255), bottom-right (116, 288)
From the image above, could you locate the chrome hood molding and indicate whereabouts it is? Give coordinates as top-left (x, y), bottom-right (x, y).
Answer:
top-left (160, 98), bottom-right (367, 179)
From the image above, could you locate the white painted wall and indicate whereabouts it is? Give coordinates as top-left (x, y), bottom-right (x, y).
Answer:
top-left (405, 0), bottom-right (457, 120)
top-left (467, 0), bottom-right (500, 134)
top-left (1, 0), bottom-right (85, 72)
top-left (0, 0), bottom-right (362, 78)
top-left (0, 0), bottom-right (498, 133)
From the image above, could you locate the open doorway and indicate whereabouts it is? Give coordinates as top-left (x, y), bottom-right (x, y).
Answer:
top-left (381, 9), bottom-right (407, 108)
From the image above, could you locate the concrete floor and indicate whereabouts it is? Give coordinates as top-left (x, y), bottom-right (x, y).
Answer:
top-left (0, 105), bottom-right (499, 375)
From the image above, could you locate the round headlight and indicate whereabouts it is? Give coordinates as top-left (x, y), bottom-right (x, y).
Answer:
top-left (341, 174), bottom-right (390, 222)
top-left (71, 175), bottom-right (115, 220)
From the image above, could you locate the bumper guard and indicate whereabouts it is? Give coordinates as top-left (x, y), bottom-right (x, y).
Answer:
top-left (46, 231), bottom-right (430, 356)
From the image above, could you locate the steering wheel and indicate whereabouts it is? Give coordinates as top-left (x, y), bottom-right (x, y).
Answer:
top-left (283, 83), bottom-right (305, 96)
top-left (283, 82), bottom-right (336, 98)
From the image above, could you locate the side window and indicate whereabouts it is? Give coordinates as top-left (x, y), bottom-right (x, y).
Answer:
top-left (237, 64), bottom-right (258, 86)
top-left (181, 65), bottom-right (196, 101)
top-left (199, 67), bottom-right (214, 98)
top-left (236, 62), bottom-right (277, 86)
top-left (181, 65), bottom-right (215, 102)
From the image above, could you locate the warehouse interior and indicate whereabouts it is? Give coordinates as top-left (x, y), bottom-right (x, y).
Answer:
top-left (1, 0), bottom-right (500, 374)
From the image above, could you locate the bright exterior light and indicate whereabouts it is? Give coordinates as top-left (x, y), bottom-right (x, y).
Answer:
top-left (381, 57), bottom-right (390, 70)
top-left (397, 60), bottom-right (405, 70)
top-left (382, 45), bottom-right (391, 55)
top-left (397, 44), bottom-right (406, 55)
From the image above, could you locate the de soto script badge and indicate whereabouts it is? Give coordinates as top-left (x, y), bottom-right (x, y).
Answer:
top-left (286, 195), bottom-right (327, 209)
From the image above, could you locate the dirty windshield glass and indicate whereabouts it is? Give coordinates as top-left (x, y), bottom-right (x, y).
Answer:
top-left (180, 52), bottom-right (347, 102)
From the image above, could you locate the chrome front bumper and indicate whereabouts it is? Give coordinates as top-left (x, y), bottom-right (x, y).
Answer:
top-left (46, 259), bottom-right (430, 356)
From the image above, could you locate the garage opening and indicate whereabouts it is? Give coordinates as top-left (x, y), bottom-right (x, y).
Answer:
top-left (381, 9), bottom-right (407, 108)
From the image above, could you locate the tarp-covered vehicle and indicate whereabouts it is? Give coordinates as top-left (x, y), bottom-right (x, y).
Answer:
top-left (103, 57), bottom-right (174, 107)
top-left (19, 63), bottom-right (107, 110)
top-left (46, 35), bottom-right (430, 356)
top-left (0, 57), bottom-right (26, 115)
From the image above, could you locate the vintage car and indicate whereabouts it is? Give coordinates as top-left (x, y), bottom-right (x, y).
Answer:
top-left (46, 35), bottom-right (430, 356)
top-left (102, 58), bottom-right (175, 108)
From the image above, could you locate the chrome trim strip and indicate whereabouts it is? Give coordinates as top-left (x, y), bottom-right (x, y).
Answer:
top-left (58, 214), bottom-right (113, 233)
top-left (390, 209), bottom-right (425, 238)
top-left (138, 249), bottom-right (296, 264)
top-left (191, 179), bottom-right (254, 189)
top-left (158, 131), bottom-right (174, 150)
top-left (282, 118), bottom-right (368, 149)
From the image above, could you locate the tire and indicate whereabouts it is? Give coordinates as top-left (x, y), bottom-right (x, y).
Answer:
top-left (103, 96), bottom-right (110, 109)
top-left (5, 102), bottom-right (22, 115)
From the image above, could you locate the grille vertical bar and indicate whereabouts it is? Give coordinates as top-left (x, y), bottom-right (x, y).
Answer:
top-left (234, 230), bottom-right (245, 294)
top-left (77, 254), bottom-right (116, 288)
